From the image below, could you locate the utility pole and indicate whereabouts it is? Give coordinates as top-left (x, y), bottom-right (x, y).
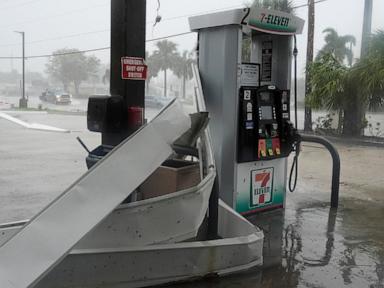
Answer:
top-left (357, 0), bottom-right (373, 136)
top-left (361, 0), bottom-right (373, 58)
top-left (104, 0), bottom-right (146, 146)
top-left (304, 0), bottom-right (314, 132)
top-left (15, 31), bottom-right (27, 109)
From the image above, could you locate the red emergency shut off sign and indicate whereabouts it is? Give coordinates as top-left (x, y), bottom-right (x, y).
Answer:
top-left (121, 57), bottom-right (148, 80)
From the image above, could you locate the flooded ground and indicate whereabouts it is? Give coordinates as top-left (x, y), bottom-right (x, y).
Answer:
top-left (169, 142), bottom-right (384, 288)
top-left (0, 110), bottom-right (383, 287)
top-left (1, 94), bottom-right (384, 138)
top-left (169, 198), bottom-right (384, 288)
top-left (0, 95), bottom-right (89, 113)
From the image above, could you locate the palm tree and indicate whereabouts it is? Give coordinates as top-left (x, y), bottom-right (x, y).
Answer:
top-left (308, 53), bottom-right (362, 136)
top-left (317, 28), bottom-right (356, 66)
top-left (173, 51), bottom-right (195, 99)
top-left (307, 53), bottom-right (349, 133)
top-left (354, 30), bottom-right (384, 111)
top-left (152, 40), bottom-right (178, 97)
top-left (249, 0), bottom-right (293, 13)
top-left (308, 31), bottom-right (384, 136)
top-left (145, 51), bottom-right (160, 94)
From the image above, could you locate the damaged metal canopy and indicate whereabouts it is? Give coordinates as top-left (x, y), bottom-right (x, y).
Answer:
top-left (0, 100), bottom-right (191, 288)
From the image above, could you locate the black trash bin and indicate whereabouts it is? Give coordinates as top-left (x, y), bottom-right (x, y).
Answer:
top-left (86, 145), bottom-right (114, 169)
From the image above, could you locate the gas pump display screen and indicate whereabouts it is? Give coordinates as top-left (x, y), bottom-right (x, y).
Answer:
top-left (260, 106), bottom-right (273, 120)
top-left (260, 92), bottom-right (271, 102)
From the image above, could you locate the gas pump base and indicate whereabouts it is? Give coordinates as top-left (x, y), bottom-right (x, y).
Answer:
top-left (0, 201), bottom-right (263, 288)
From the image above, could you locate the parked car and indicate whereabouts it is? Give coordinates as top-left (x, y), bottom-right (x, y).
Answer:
top-left (40, 88), bottom-right (72, 105)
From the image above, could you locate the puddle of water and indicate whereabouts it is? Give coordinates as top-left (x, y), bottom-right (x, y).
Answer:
top-left (168, 197), bottom-right (384, 288)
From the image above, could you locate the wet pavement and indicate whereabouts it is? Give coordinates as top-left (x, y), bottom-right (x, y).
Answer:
top-left (0, 95), bottom-right (89, 113)
top-left (167, 196), bottom-right (384, 288)
top-left (0, 111), bottom-right (383, 287)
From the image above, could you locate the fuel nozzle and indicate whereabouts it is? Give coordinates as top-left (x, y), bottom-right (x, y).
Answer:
top-left (283, 121), bottom-right (301, 153)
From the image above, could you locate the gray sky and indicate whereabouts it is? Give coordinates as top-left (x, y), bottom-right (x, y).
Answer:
top-left (0, 0), bottom-right (383, 76)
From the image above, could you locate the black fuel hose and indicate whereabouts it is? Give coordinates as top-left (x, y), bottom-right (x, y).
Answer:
top-left (289, 35), bottom-right (300, 193)
top-left (289, 141), bottom-right (300, 192)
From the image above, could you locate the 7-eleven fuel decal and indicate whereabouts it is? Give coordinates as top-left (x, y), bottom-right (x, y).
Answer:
top-left (251, 168), bottom-right (274, 206)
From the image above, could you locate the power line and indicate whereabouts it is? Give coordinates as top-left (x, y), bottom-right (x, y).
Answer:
top-left (0, 0), bottom-right (42, 11)
top-left (0, 1), bottom-right (331, 58)
top-left (0, 2), bottom-right (109, 30)
top-left (0, 0), bottom-right (329, 32)
top-left (155, 5), bottom-right (243, 22)
top-left (146, 31), bottom-right (193, 43)
top-left (0, 29), bottom-right (110, 48)
top-left (0, 5), bottom-right (243, 48)
top-left (0, 31), bottom-right (194, 60)
top-left (292, 0), bottom-right (329, 9)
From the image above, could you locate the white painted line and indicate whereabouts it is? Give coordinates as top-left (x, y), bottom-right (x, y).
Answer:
top-left (0, 110), bottom-right (48, 115)
top-left (0, 112), bottom-right (69, 133)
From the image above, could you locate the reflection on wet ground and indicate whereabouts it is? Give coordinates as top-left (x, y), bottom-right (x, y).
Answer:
top-left (169, 196), bottom-right (384, 288)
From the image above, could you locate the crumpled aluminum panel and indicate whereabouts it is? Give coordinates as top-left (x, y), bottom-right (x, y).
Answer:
top-left (0, 172), bottom-right (215, 250)
top-left (0, 100), bottom-right (191, 288)
top-left (35, 200), bottom-right (263, 288)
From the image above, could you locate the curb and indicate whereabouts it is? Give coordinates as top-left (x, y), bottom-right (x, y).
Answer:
top-left (299, 131), bottom-right (384, 148)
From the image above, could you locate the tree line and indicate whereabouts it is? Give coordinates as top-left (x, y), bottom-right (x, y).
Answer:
top-left (45, 40), bottom-right (195, 99)
top-left (146, 40), bottom-right (195, 99)
top-left (308, 29), bottom-right (384, 136)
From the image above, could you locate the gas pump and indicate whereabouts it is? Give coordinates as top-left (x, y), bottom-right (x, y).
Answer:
top-left (189, 7), bottom-right (304, 215)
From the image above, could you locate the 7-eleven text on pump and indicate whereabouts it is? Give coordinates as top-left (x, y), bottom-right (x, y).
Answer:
top-left (121, 57), bottom-right (148, 80)
top-left (251, 168), bottom-right (274, 206)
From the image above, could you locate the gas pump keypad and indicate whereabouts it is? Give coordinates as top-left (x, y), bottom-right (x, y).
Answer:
top-left (238, 86), bottom-right (292, 163)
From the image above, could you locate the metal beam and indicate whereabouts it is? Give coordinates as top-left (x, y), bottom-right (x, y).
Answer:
top-left (301, 135), bottom-right (340, 208)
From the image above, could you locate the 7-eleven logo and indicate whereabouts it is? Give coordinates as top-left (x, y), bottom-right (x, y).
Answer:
top-left (251, 168), bottom-right (274, 206)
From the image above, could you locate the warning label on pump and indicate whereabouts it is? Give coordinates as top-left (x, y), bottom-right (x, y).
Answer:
top-left (121, 57), bottom-right (147, 80)
top-left (251, 168), bottom-right (274, 206)
top-left (240, 63), bottom-right (260, 87)
top-left (261, 41), bottom-right (273, 82)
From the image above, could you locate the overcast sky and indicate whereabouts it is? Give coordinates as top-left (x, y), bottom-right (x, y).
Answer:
top-left (0, 0), bottom-right (383, 77)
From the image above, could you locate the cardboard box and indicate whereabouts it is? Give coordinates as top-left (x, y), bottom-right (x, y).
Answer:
top-left (140, 159), bottom-right (201, 200)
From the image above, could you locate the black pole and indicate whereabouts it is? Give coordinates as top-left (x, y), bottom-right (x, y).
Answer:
top-left (22, 32), bottom-right (25, 104)
top-left (16, 31), bottom-right (27, 108)
top-left (304, 0), bottom-right (314, 132)
top-left (104, 0), bottom-right (146, 146)
top-left (301, 135), bottom-right (340, 208)
top-left (293, 35), bottom-right (298, 129)
top-left (361, 0), bottom-right (373, 58)
top-left (207, 170), bottom-right (219, 240)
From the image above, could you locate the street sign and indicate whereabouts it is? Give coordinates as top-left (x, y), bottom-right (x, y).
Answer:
top-left (121, 57), bottom-right (147, 80)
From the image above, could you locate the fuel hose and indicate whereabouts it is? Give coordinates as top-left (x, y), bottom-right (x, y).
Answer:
top-left (289, 35), bottom-right (300, 193)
